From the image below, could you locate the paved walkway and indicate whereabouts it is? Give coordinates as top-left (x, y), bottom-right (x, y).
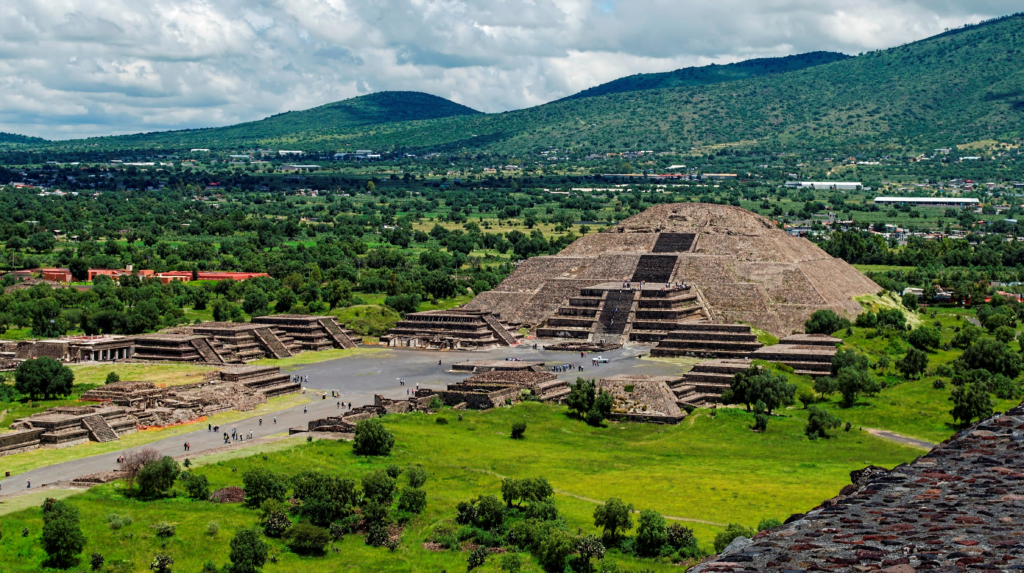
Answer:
top-left (865, 428), bottom-right (935, 450)
top-left (1, 344), bottom-right (672, 491)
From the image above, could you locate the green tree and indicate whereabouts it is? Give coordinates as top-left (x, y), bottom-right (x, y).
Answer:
top-left (908, 326), bottom-right (941, 351)
top-left (951, 323), bottom-right (983, 348)
top-left (397, 487), bottom-right (427, 514)
top-left (959, 338), bottom-right (1022, 378)
top-left (805, 309), bottom-right (849, 334)
top-left (105, 371), bottom-right (120, 384)
top-left (721, 366), bottom-right (795, 414)
top-left (242, 468), bottom-right (288, 508)
top-left (353, 418), bottom-right (395, 456)
top-left (950, 382), bottom-right (994, 425)
top-left (184, 473), bottom-right (210, 501)
top-left (14, 357), bottom-right (74, 400)
top-left (136, 456), bottom-right (180, 499)
top-left (593, 497), bottom-right (633, 543)
top-left (537, 528), bottom-right (577, 573)
top-left (41, 499), bottom-right (86, 568)
top-left (283, 522), bottom-right (331, 555)
top-left (229, 528), bottom-right (268, 573)
top-left (565, 378), bottom-right (595, 417)
top-left (635, 509), bottom-right (668, 557)
top-left (361, 469), bottom-right (397, 504)
top-left (901, 292), bottom-right (918, 312)
top-left (836, 366), bottom-right (880, 407)
top-left (896, 347), bottom-right (929, 379)
top-left (28, 231), bottom-right (56, 253)
top-left (243, 289), bottom-right (269, 316)
top-left (407, 466), bottom-right (428, 488)
top-left (805, 405), bottom-right (842, 439)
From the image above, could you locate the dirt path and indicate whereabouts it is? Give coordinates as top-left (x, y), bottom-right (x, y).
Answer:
top-left (865, 428), bottom-right (935, 450)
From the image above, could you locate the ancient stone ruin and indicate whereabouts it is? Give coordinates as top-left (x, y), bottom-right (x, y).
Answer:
top-left (381, 309), bottom-right (522, 349)
top-left (0, 365), bottom-right (299, 458)
top-left (460, 203), bottom-right (878, 348)
top-left (691, 402), bottom-right (1024, 573)
top-left (597, 374), bottom-right (687, 424)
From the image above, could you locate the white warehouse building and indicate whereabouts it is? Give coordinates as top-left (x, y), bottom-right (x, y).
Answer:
top-left (873, 197), bottom-right (979, 207)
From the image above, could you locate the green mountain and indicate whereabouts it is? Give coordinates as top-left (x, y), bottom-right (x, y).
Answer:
top-left (38, 13), bottom-right (1024, 153)
top-left (62, 91), bottom-right (480, 150)
top-left (562, 51), bottom-right (850, 101)
top-left (0, 132), bottom-right (48, 145)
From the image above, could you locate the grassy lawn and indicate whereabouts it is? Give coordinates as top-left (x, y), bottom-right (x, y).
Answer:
top-left (0, 402), bottom-right (921, 572)
top-left (68, 363), bottom-right (217, 387)
top-left (330, 304), bottom-right (400, 337)
top-left (0, 393), bottom-right (312, 478)
top-left (0, 384), bottom-right (102, 430)
top-left (852, 264), bottom-right (917, 273)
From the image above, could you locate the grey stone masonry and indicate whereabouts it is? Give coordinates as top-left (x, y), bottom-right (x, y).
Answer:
top-left (691, 401), bottom-right (1024, 573)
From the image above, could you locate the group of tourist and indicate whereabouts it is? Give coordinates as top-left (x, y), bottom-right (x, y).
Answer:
top-left (550, 363), bottom-right (583, 373)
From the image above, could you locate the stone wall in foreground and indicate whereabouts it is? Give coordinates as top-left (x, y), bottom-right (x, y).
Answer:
top-left (692, 402), bottom-right (1024, 573)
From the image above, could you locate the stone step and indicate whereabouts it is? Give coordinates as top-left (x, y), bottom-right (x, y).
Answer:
top-left (82, 415), bottom-right (119, 443)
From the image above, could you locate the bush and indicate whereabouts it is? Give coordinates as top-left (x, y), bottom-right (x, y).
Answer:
top-left (90, 553), bottom-right (105, 571)
top-left (41, 499), bottom-right (85, 568)
top-left (385, 464), bottom-right (402, 479)
top-left (805, 405), bottom-right (842, 439)
top-left (229, 528), bottom-right (268, 573)
top-left (902, 292), bottom-right (918, 312)
top-left (105, 372), bottom-right (120, 384)
top-left (429, 395), bottom-right (444, 410)
top-left (713, 523), bottom-right (754, 553)
top-left (667, 523), bottom-right (700, 555)
top-left (407, 466), bottom-right (428, 488)
top-left (537, 528), bottom-right (577, 573)
top-left (242, 468), bottom-right (288, 508)
top-left (284, 522), bottom-right (332, 555)
top-left (136, 457), bottom-right (180, 499)
top-left (153, 522), bottom-right (175, 538)
top-left (467, 546), bottom-right (489, 570)
top-left (933, 379), bottom-right (947, 390)
top-left (511, 421), bottom-right (527, 439)
top-left (908, 326), bottom-right (941, 351)
top-left (353, 418), bottom-right (395, 456)
top-left (106, 513), bottom-right (132, 530)
top-left (635, 509), bottom-right (668, 557)
top-left (365, 522), bottom-right (391, 547)
top-left (436, 417), bottom-right (448, 425)
top-left (362, 469), bottom-right (398, 504)
top-left (805, 309), bottom-right (849, 335)
top-left (757, 517), bottom-right (782, 531)
top-left (206, 521), bottom-right (219, 536)
top-left (397, 487), bottom-right (427, 514)
top-left (500, 553), bottom-right (523, 573)
top-left (184, 473), bottom-right (209, 501)
top-left (150, 554), bottom-right (174, 573)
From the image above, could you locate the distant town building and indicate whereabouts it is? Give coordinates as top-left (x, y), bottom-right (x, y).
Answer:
top-left (785, 181), bottom-right (862, 190)
top-left (874, 197), bottom-right (980, 207)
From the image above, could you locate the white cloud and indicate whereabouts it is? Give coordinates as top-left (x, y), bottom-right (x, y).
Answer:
top-left (0, 0), bottom-right (1016, 139)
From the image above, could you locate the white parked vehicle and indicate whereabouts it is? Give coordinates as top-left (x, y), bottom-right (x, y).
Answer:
top-left (594, 356), bottom-right (609, 363)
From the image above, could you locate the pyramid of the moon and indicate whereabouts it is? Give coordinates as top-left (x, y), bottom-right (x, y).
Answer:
top-left (463, 203), bottom-right (880, 338)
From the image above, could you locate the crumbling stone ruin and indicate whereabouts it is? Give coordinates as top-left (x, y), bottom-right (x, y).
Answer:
top-left (691, 402), bottom-right (1024, 573)
top-left (132, 315), bottom-right (356, 364)
top-left (0, 336), bottom-right (136, 363)
top-left (597, 374), bottom-right (687, 424)
top-left (461, 204), bottom-right (879, 346)
top-left (0, 365), bottom-right (299, 458)
top-left (381, 310), bottom-right (522, 349)
top-left (450, 360), bottom-right (547, 373)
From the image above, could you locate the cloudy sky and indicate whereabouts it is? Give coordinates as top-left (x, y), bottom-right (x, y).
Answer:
top-left (0, 0), bottom-right (1017, 140)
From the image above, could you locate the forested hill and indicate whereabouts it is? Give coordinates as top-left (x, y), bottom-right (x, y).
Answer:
top-left (0, 132), bottom-right (48, 145)
top-left (58, 91), bottom-right (481, 150)
top-left (35, 12), bottom-right (1024, 153)
top-left (561, 51), bottom-right (850, 101)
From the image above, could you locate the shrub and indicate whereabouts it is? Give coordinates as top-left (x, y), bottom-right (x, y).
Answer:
top-left (150, 554), bottom-right (173, 573)
top-left (90, 553), bottom-right (105, 571)
top-left (105, 372), bottom-right (120, 384)
top-left (429, 395), bottom-right (444, 410)
top-left (667, 523), bottom-right (700, 557)
top-left (229, 528), bottom-right (268, 573)
top-left (136, 456), bottom-right (180, 499)
top-left (805, 405), bottom-right (842, 439)
top-left (41, 499), bottom-right (86, 567)
top-left (106, 513), bottom-right (132, 530)
top-left (284, 522), bottom-right (332, 555)
top-left (805, 309), bottom-right (849, 335)
top-left (713, 523), bottom-right (754, 553)
top-left (902, 292), bottom-right (918, 312)
top-left (436, 417), bottom-right (448, 425)
top-left (242, 468), bottom-right (288, 508)
top-left (385, 465), bottom-right (402, 479)
top-left (353, 418), bottom-right (395, 456)
top-left (365, 522), bottom-right (390, 547)
top-left (467, 546), bottom-right (488, 570)
top-left (184, 473), bottom-right (209, 501)
top-left (206, 521), bottom-right (219, 536)
top-left (537, 528), bottom-right (577, 573)
top-left (757, 518), bottom-right (782, 531)
top-left (397, 487), bottom-right (427, 514)
top-left (908, 326), bottom-right (941, 351)
top-left (362, 469), bottom-right (398, 504)
top-left (500, 553), bottom-right (523, 573)
top-left (153, 522), bottom-right (175, 538)
top-left (407, 466), bottom-right (428, 488)
top-left (933, 379), bottom-right (947, 390)
top-left (635, 509), bottom-right (668, 557)
top-left (511, 421), bottom-right (527, 439)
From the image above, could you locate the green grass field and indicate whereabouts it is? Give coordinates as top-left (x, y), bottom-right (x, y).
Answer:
top-left (0, 401), bottom-right (921, 572)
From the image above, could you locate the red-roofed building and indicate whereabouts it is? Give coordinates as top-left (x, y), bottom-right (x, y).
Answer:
top-left (41, 268), bottom-right (73, 282)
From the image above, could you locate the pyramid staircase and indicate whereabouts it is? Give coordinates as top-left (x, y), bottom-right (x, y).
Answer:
top-left (671, 359), bottom-right (750, 409)
top-left (534, 379), bottom-right (571, 402)
top-left (81, 415), bottom-right (119, 443)
top-left (318, 317), bottom-right (357, 349)
top-left (484, 314), bottom-right (520, 346)
top-left (190, 337), bottom-right (225, 364)
top-left (253, 328), bottom-right (293, 359)
top-left (649, 323), bottom-right (763, 359)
